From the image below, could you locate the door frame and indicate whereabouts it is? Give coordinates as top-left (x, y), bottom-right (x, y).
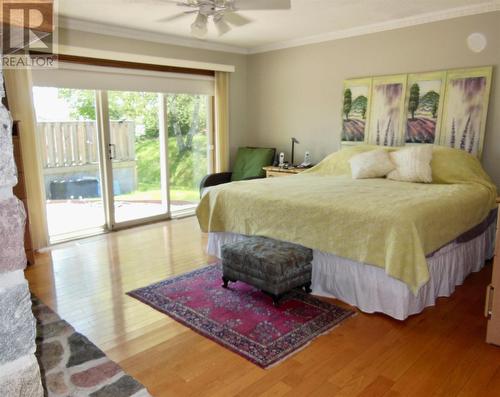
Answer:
top-left (96, 90), bottom-right (115, 229)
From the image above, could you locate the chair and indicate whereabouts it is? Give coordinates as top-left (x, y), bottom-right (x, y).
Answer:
top-left (199, 146), bottom-right (276, 196)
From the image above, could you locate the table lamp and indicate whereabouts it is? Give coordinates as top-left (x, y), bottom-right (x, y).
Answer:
top-left (291, 137), bottom-right (299, 166)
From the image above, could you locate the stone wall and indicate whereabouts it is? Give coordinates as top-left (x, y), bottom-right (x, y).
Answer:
top-left (0, 71), bottom-right (43, 396)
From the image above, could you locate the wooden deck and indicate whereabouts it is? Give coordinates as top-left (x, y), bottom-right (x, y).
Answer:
top-left (26, 216), bottom-right (500, 397)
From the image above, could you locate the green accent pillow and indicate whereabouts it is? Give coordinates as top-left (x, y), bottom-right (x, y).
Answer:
top-left (231, 147), bottom-right (275, 181)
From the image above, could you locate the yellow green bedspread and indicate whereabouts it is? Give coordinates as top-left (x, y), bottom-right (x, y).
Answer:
top-left (197, 145), bottom-right (497, 294)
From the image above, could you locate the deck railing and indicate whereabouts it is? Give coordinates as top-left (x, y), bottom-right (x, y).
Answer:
top-left (38, 121), bottom-right (136, 168)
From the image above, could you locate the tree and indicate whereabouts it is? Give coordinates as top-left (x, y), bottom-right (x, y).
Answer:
top-left (408, 83), bottom-right (420, 120)
top-left (59, 89), bottom-right (160, 138)
top-left (109, 91), bottom-right (160, 138)
top-left (58, 90), bottom-right (208, 142)
top-left (59, 89), bottom-right (96, 119)
top-left (167, 94), bottom-right (206, 153)
top-left (431, 102), bottom-right (438, 119)
top-left (361, 105), bottom-right (367, 120)
top-left (343, 89), bottom-right (352, 121)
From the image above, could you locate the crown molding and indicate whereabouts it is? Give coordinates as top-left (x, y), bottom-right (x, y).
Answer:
top-left (58, 16), bottom-right (250, 55)
top-left (59, 2), bottom-right (500, 56)
top-left (248, 2), bottom-right (500, 54)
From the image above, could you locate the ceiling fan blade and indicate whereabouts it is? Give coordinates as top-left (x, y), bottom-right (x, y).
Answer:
top-left (223, 12), bottom-right (252, 27)
top-left (231, 0), bottom-right (291, 10)
top-left (160, 0), bottom-right (197, 6)
top-left (157, 11), bottom-right (196, 23)
top-left (214, 19), bottom-right (231, 36)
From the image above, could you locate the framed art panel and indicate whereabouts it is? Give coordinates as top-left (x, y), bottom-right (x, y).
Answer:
top-left (367, 75), bottom-right (407, 146)
top-left (440, 66), bottom-right (493, 158)
top-left (341, 78), bottom-right (372, 144)
top-left (405, 71), bottom-right (446, 145)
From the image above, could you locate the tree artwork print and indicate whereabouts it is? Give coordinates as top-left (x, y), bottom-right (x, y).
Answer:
top-left (340, 67), bottom-right (491, 156)
top-left (341, 79), bottom-right (371, 142)
top-left (405, 76), bottom-right (443, 144)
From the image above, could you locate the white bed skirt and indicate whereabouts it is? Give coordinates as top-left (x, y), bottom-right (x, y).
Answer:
top-left (207, 223), bottom-right (495, 320)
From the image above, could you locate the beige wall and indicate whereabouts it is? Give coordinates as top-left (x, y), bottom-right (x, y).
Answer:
top-left (60, 12), bottom-right (500, 186)
top-left (58, 28), bottom-right (249, 164)
top-left (246, 12), bottom-right (500, 187)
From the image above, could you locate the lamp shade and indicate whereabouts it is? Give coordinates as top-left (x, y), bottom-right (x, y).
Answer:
top-left (191, 13), bottom-right (208, 38)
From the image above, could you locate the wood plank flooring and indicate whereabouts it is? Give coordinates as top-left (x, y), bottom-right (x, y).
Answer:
top-left (25, 217), bottom-right (500, 396)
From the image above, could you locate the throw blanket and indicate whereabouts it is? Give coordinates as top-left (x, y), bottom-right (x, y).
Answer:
top-left (197, 145), bottom-right (497, 294)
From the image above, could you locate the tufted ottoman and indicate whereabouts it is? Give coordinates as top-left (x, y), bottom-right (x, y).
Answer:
top-left (221, 236), bottom-right (313, 306)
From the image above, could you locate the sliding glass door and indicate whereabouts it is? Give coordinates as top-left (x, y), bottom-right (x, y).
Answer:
top-left (167, 94), bottom-right (211, 214)
top-left (105, 91), bottom-right (168, 226)
top-left (33, 87), bottom-right (106, 241)
top-left (33, 86), bottom-right (213, 242)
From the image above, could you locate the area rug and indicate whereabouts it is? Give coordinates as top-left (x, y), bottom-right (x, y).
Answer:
top-left (127, 264), bottom-right (354, 368)
top-left (32, 296), bottom-right (152, 397)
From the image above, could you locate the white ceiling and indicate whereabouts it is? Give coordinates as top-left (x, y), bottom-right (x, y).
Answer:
top-left (59, 0), bottom-right (500, 53)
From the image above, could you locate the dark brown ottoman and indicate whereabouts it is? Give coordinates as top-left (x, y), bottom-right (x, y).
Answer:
top-left (221, 236), bottom-right (313, 306)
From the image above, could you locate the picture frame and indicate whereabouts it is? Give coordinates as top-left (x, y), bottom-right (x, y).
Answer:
top-left (404, 71), bottom-right (446, 145)
top-left (341, 78), bottom-right (372, 145)
top-left (440, 66), bottom-right (493, 158)
top-left (366, 75), bottom-right (407, 147)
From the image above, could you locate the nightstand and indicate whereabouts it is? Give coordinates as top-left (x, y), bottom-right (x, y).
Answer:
top-left (262, 166), bottom-right (307, 178)
top-left (486, 197), bottom-right (500, 345)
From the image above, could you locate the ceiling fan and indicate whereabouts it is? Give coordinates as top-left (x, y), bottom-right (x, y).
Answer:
top-left (159, 0), bottom-right (291, 38)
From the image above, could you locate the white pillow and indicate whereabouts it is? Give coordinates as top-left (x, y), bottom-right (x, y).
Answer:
top-left (349, 149), bottom-right (395, 179)
top-left (387, 145), bottom-right (433, 183)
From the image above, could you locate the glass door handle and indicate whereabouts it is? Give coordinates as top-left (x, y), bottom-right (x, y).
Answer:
top-left (108, 143), bottom-right (116, 160)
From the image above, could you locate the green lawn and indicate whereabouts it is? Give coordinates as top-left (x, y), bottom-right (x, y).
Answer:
top-left (117, 135), bottom-right (207, 203)
top-left (137, 135), bottom-right (207, 185)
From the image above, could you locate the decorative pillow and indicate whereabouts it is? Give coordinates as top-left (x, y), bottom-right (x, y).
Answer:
top-left (387, 145), bottom-right (433, 183)
top-left (231, 147), bottom-right (275, 181)
top-left (349, 149), bottom-right (395, 179)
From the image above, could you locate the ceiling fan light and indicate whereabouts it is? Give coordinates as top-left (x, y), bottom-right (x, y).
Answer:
top-left (191, 23), bottom-right (208, 38)
top-left (191, 13), bottom-right (208, 37)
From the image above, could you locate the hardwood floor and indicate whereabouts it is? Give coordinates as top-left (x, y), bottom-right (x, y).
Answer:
top-left (26, 217), bottom-right (500, 397)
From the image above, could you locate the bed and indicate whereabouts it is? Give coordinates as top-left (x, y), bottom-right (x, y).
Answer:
top-left (196, 145), bottom-right (497, 320)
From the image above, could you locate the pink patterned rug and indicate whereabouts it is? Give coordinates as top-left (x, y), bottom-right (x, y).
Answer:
top-left (127, 264), bottom-right (354, 368)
